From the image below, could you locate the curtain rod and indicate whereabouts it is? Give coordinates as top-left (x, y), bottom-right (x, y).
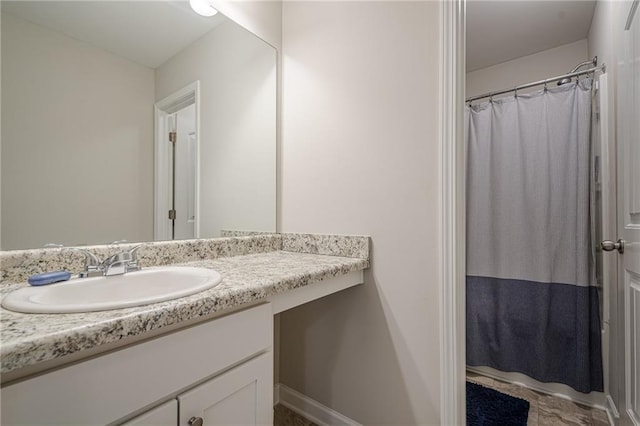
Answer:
top-left (466, 64), bottom-right (606, 103)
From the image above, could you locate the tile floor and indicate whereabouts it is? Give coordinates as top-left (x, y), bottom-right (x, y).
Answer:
top-left (274, 404), bottom-right (317, 426)
top-left (467, 371), bottom-right (611, 426)
top-left (274, 374), bottom-right (611, 425)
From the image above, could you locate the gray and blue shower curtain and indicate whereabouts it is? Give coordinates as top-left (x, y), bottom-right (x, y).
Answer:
top-left (465, 80), bottom-right (603, 394)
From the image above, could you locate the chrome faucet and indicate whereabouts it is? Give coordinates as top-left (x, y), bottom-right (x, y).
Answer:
top-left (101, 245), bottom-right (143, 276)
top-left (70, 245), bottom-right (143, 277)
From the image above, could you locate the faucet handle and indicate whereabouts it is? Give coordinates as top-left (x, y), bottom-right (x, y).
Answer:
top-left (101, 244), bottom-right (143, 264)
top-left (127, 244), bottom-right (144, 259)
top-left (68, 247), bottom-right (102, 268)
top-left (126, 244), bottom-right (145, 272)
top-left (67, 248), bottom-right (103, 277)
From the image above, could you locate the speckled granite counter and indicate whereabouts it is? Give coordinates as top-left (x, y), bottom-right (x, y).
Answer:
top-left (0, 234), bottom-right (369, 376)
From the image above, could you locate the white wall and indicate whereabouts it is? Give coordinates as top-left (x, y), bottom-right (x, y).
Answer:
top-left (466, 39), bottom-right (589, 99)
top-left (155, 20), bottom-right (277, 237)
top-left (1, 13), bottom-right (155, 250)
top-left (280, 2), bottom-right (442, 423)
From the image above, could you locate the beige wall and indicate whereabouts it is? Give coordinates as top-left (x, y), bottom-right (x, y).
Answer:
top-left (155, 20), bottom-right (277, 237)
top-left (279, 2), bottom-right (442, 423)
top-left (1, 13), bottom-right (155, 250)
top-left (466, 39), bottom-right (589, 99)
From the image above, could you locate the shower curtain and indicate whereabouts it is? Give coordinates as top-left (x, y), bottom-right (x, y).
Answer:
top-left (465, 80), bottom-right (603, 394)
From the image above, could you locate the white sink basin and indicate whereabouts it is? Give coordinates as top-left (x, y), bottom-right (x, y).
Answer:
top-left (2, 267), bottom-right (222, 314)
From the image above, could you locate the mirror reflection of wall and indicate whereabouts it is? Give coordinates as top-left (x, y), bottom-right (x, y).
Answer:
top-left (0, 1), bottom-right (276, 251)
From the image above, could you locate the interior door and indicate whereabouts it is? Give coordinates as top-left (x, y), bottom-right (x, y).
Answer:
top-left (616, 1), bottom-right (640, 424)
top-left (174, 104), bottom-right (197, 240)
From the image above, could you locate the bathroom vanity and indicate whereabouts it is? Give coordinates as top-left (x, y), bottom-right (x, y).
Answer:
top-left (0, 233), bottom-right (369, 425)
top-left (3, 303), bottom-right (274, 425)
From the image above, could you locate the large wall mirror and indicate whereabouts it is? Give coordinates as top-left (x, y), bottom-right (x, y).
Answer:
top-left (1, 0), bottom-right (277, 250)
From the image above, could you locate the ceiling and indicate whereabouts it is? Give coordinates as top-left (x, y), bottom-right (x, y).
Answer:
top-left (5, 0), bottom-right (597, 73)
top-left (2, 1), bottom-right (226, 69)
top-left (466, 0), bottom-right (597, 72)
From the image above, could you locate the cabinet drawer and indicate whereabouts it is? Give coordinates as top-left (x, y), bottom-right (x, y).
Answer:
top-left (1, 303), bottom-right (272, 425)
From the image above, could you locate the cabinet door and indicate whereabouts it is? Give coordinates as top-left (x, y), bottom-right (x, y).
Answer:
top-left (178, 352), bottom-right (273, 426)
top-left (121, 399), bottom-right (177, 426)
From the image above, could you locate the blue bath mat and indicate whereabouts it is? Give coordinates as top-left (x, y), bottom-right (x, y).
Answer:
top-left (467, 381), bottom-right (529, 426)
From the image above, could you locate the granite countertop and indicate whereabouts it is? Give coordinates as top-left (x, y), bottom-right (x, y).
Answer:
top-left (1, 250), bottom-right (369, 375)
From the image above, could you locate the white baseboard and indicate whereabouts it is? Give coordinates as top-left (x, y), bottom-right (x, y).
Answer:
top-left (606, 394), bottom-right (620, 425)
top-left (467, 366), bottom-right (607, 409)
top-left (274, 383), bottom-right (281, 406)
top-left (274, 383), bottom-right (361, 426)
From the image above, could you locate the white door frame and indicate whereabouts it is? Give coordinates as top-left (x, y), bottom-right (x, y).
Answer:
top-left (154, 82), bottom-right (201, 241)
top-left (439, 0), bottom-right (466, 424)
top-left (439, 3), bottom-right (629, 423)
top-left (618, 2), bottom-right (640, 424)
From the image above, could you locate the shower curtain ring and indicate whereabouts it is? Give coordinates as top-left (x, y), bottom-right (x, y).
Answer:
top-left (514, 88), bottom-right (518, 98)
top-left (544, 81), bottom-right (548, 92)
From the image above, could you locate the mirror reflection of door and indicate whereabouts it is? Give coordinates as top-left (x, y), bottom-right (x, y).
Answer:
top-left (154, 82), bottom-right (199, 242)
top-left (173, 104), bottom-right (197, 240)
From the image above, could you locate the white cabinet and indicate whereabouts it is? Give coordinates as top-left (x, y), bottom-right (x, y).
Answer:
top-left (124, 400), bottom-right (178, 426)
top-left (125, 353), bottom-right (272, 426)
top-left (178, 352), bottom-right (272, 426)
top-left (1, 303), bottom-right (273, 426)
